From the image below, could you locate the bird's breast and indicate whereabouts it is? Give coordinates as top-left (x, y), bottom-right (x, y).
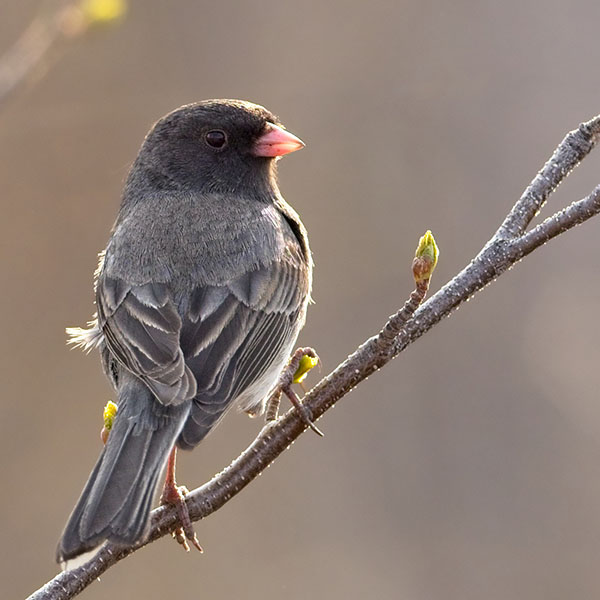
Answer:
top-left (104, 192), bottom-right (298, 289)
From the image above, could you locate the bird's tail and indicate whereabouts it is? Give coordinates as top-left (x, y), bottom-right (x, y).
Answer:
top-left (56, 385), bottom-right (189, 565)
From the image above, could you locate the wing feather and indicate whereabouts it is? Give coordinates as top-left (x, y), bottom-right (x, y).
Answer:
top-left (97, 276), bottom-right (196, 405)
top-left (178, 250), bottom-right (309, 449)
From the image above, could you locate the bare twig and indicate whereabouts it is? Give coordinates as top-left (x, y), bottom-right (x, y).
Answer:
top-left (27, 114), bottom-right (600, 600)
top-left (498, 115), bottom-right (600, 238)
top-left (0, 0), bottom-right (126, 111)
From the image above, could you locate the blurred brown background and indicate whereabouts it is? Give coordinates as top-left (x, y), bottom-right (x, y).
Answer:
top-left (3, 1), bottom-right (600, 598)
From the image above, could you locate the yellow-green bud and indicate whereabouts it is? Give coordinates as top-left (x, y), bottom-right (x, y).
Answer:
top-left (413, 230), bottom-right (439, 283)
top-left (80, 0), bottom-right (127, 24)
top-left (103, 400), bottom-right (118, 431)
top-left (101, 400), bottom-right (118, 444)
top-left (292, 354), bottom-right (319, 384)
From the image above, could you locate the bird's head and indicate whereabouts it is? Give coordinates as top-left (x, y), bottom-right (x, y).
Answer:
top-left (130, 99), bottom-right (304, 195)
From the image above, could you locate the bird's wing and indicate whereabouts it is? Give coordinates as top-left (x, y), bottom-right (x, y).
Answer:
top-left (97, 277), bottom-right (197, 405)
top-left (178, 244), bottom-right (310, 448)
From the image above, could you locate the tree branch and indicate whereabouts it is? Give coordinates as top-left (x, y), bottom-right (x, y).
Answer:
top-left (0, 0), bottom-right (126, 111)
top-left (498, 115), bottom-right (600, 238)
top-left (27, 114), bottom-right (600, 599)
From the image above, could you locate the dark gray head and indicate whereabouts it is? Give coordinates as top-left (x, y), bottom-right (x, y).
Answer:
top-left (124, 99), bottom-right (304, 198)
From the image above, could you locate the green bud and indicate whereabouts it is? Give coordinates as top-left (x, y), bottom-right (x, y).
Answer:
top-left (413, 230), bottom-right (439, 283)
top-left (292, 354), bottom-right (319, 384)
top-left (101, 400), bottom-right (118, 444)
top-left (103, 400), bottom-right (118, 431)
top-left (80, 0), bottom-right (127, 24)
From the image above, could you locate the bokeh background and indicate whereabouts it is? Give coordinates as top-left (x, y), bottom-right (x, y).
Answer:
top-left (3, 1), bottom-right (600, 598)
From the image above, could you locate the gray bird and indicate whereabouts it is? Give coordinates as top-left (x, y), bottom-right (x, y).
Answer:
top-left (57, 100), bottom-right (311, 563)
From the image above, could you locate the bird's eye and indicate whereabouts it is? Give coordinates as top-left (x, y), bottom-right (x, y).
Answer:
top-left (205, 130), bottom-right (227, 149)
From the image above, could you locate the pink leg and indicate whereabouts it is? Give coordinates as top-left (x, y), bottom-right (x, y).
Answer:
top-left (160, 447), bottom-right (203, 553)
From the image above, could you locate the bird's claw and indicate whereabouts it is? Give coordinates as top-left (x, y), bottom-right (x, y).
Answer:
top-left (285, 385), bottom-right (324, 436)
top-left (161, 484), bottom-right (203, 553)
top-left (265, 347), bottom-right (324, 436)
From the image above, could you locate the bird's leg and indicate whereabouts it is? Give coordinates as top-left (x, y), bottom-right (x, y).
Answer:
top-left (265, 347), bottom-right (324, 437)
top-left (264, 387), bottom-right (282, 422)
top-left (160, 447), bottom-right (203, 553)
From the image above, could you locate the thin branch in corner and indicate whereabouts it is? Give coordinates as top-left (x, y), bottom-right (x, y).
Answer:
top-left (27, 114), bottom-right (600, 600)
top-left (0, 0), bottom-right (127, 110)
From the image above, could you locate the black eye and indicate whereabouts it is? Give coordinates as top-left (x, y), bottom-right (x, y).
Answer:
top-left (205, 130), bottom-right (227, 149)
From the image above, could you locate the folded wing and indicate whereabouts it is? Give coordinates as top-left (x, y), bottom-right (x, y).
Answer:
top-left (178, 247), bottom-right (310, 448)
top-left (97, 278), bottom-right (197, 405)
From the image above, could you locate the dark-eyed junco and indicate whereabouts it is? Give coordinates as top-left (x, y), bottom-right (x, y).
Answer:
top-left (57, 100), bottom-right (311, 563)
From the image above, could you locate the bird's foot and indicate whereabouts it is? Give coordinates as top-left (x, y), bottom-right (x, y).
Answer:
top-left (160, 447), bottom-right (203, 553)
top-left (265, 347), bottom-right (324, 436)
top-left (160, 483), bottom-right (203, 553)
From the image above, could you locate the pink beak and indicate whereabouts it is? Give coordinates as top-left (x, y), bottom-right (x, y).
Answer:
top-left (252, 123), bottom-right (305, 157)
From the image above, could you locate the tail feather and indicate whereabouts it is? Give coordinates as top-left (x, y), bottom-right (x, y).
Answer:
top-left (57, 387), bottom-right (189, 563)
